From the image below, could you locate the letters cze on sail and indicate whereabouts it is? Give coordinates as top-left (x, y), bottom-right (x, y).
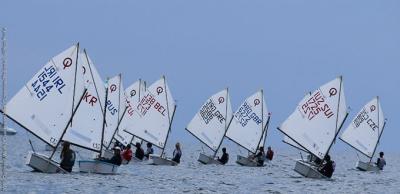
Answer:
top-left (278, 77), bottom-right (347, 159)
top-left (5, 45), bottom-right (80, 147)
top-left (63, 51), bottom-right (105, 152)
top-left (225, 90), bottom-right (269, 154)
top-left (118, 80), bottom-right (146, 146)
top-left (340, 97), bottom-right (385, 158)
top-left (126, 76), bottom-right (176, 149)
top-left (186, 89), bottom-right (233, 152)
top-left (103, 74), bottom-right (126, 148)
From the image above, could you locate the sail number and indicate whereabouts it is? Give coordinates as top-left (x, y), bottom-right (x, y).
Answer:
top-left (235, 102), bottom-right (262, 127)
top-left (137, 93), bottom-right (166, 116)
top-left (31, 65), bottom-right (66, 101)
top-left (200, 99), bottom-right (225, 124)
top-left (301, 91), bottom-right (334, 121)
top-left (353, 108), bottom-right (379, 131)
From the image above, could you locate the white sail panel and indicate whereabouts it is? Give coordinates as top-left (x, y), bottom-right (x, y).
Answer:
top-left (283, 135), bottom-right (307, 152)
top-left (63, 52), bottom-right (105, 151)
top-left (131, 136), bottom-right (142, 145)
top-left (103, 74), bottom-right (124, 147)
top-left (340, 97), bottom-right (385, 158)
top-left (129, 77), bottom-right (176, 148)
top-left (278, 77), bottom-right (347, 159)
top-left (118, 80), bottom-right (146, 146)
top-left (186, 89), bottom-right (233, 151)
top-left (225, 90), bottom-right (269, 153)
top-left (5, 45), bottom-right (80, 147)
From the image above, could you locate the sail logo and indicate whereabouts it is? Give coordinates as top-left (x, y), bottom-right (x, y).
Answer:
top-left (235, 102), bottom-right (262, 127)
top-left (137, 93), bottom-right (166, 116)
top-left (31, 65), bottom-right (66, 101)
top-left (83, 91), bottom-right (98, 106)
top-left (353, 108), bottom-right (379, 131)
top-left (200, 99), bottom-right (225, 124)
top-left (301, 91), bottom-right (334, 121)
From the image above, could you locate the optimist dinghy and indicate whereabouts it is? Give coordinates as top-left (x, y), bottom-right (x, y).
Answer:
top-left (277, 76), bottom-right (348, 179)
top-left (340, 97), bottom-right (386, 171)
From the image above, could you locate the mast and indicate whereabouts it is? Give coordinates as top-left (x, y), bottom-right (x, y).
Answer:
top-left (160, 76), bottom-right (171, 157)
top-left (213, 88), bottom-right (230, 158)
top-left (1, 27), bottom-right (7, 192)
top-left (99, 80), bottom-right (109, 157)
top-left (369, 96), bottom-right (386, 163)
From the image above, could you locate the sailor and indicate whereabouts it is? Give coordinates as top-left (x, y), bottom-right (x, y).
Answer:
top-left (255, 146), bottom-right (266, 166)
top-left (104, 147), bottom-right (123, 166)
top-left (135, 142), bottom-right (145, 160)
top-left (266, 146), bottom-right (274, 161)
top-left (144, 142), bottom-right (154, 159)
top-left (60, 141), bottom-right (76, 172)
top-left (376, 151), bottom-right (386, 170)
top-left (172, 142), bottom-right (182, 164)
top-left (121, 144), bottom-right (133, 163)
top-left (217, 147), bottom-right (229, 165)
top-left (318, 154), bottom-right (335, 178)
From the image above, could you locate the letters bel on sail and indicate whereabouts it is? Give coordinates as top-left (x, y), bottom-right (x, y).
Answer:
top-left (5, 44), bottom-right (80, 147)
top-left (278, 77), bottom-right (347, 159)
top-left (340, 97), bottom-right (385, 158)
top-left (186, 88), bottom-right (232, 151)
top-left (225, 90), bottom-right (269, 153)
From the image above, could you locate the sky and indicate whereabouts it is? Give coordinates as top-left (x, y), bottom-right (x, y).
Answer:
top-left (1, 0), bottom-right (399, 154)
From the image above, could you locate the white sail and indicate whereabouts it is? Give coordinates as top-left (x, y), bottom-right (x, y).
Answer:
top-left (103, 74), bottom-right (125, 147)
top-left (278, 77), bottom-right (347, 159)
top-left (131, 136), bottom-right (142, 145)
top-left (283, 135), bottom-right (307, 152)
top-left (114, 80), bottom-right (146, 146)
top-left (62, 51), bottom-right (105, 151)
top-left (5, 44), bottom-right (80, 147)
top-left (340, 97), bottom-right (385, 158)
top-left (127, 76), bottom-right (175, 149)
top-left (186, 88), bottom-right (233, 152)
top-left (225, 90), bottom-right (269, 153)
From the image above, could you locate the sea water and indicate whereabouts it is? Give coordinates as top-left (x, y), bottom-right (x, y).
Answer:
top-left (1, 133), bottom-right (399, 194)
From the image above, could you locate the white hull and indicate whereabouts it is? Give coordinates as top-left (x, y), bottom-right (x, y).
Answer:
top-left (198, 153), bottom-right (222, 165)
top-left (78, 160), bottom-right (119, 174)
top-left (236, 155), bottom-right (259, 167)
top-left (0, 127), bottom-right (17, 135)
top-left (356, 160), bottom-right (380, 172)
top-left (26, 152), bottom-right (67, 173)
top-left (294, 160), bottom-right (327, 179)
top-left (149, 155), bottom-right (178, 166)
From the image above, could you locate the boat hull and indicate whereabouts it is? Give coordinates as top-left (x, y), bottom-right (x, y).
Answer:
top-left (26, 152), bottom-right (67, 173)
top-left (356, 160), bottom-right (380, 171)
top-left (294, 160), bottom-right (327, 179)
top-left (236, 155), bottom-right (259, 167)
top-left (198, 153), bottom-right (222, 165)
top-left (78, 160), bottom-right (119, 174)
top-left (149, 155), bottom-right (178, 166)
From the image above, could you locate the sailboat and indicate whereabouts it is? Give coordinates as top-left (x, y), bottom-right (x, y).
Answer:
top-left (225, 90), bottom-right (271, 167)
top-left (339, 97), bottom-right (386, 171)
top-left (2, 44), bottom-right (85, 173)
top-left (277, 76), bottom-right (348, 178)
top-left (186, 88), bottom-right (233, 165)
top-left (124, 76), bottom-right (177, 166)
top-left (78, 74), bottom-right (125, 174)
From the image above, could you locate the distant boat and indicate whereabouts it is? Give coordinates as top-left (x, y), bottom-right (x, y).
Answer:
top-left (340, 97), bottom-right (386, 171)
top-left (278, 76), bottom-right (348, 179)
top-left (225, 90), bottom-right (270, 167)
top-left (0, 123), bottom-right (17, 135)
top-left (3, 44), bottom-right (82, 173)
top-left (186, 88), bottom-right (233, 165)
top-left (124, 76), bottom-right (178, 166)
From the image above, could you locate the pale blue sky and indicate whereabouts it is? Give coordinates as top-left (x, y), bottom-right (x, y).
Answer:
top-left (1, 0), bottom-right (399, 153)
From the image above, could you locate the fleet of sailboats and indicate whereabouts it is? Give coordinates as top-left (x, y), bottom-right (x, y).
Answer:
top-left (0, 45), bottom-right (390, 178)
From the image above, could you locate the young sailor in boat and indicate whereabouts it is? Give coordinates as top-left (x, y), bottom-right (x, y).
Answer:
top-left (217, 147), bottom-right (229, 165)
top-left (144, 142), bottom-right (154, 159)
top-left (318, 154), bottom-right (335, 178)
top-left (172, 142), bottom-right (182, 164)
top-left (60, 141), bottom-right (76, 172)
top-left (266, 146), bottom-right (274, 161)
top-left (134, 142), bottom-right (145, 160)
top-left (376, 152), bottom-right (386, 170)
top-left (100, 147), bottom-right (123, 166)
top-left (254, 146), bottom-right (266, 166)
top-left (121, 144), bottom-right (133, 163)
